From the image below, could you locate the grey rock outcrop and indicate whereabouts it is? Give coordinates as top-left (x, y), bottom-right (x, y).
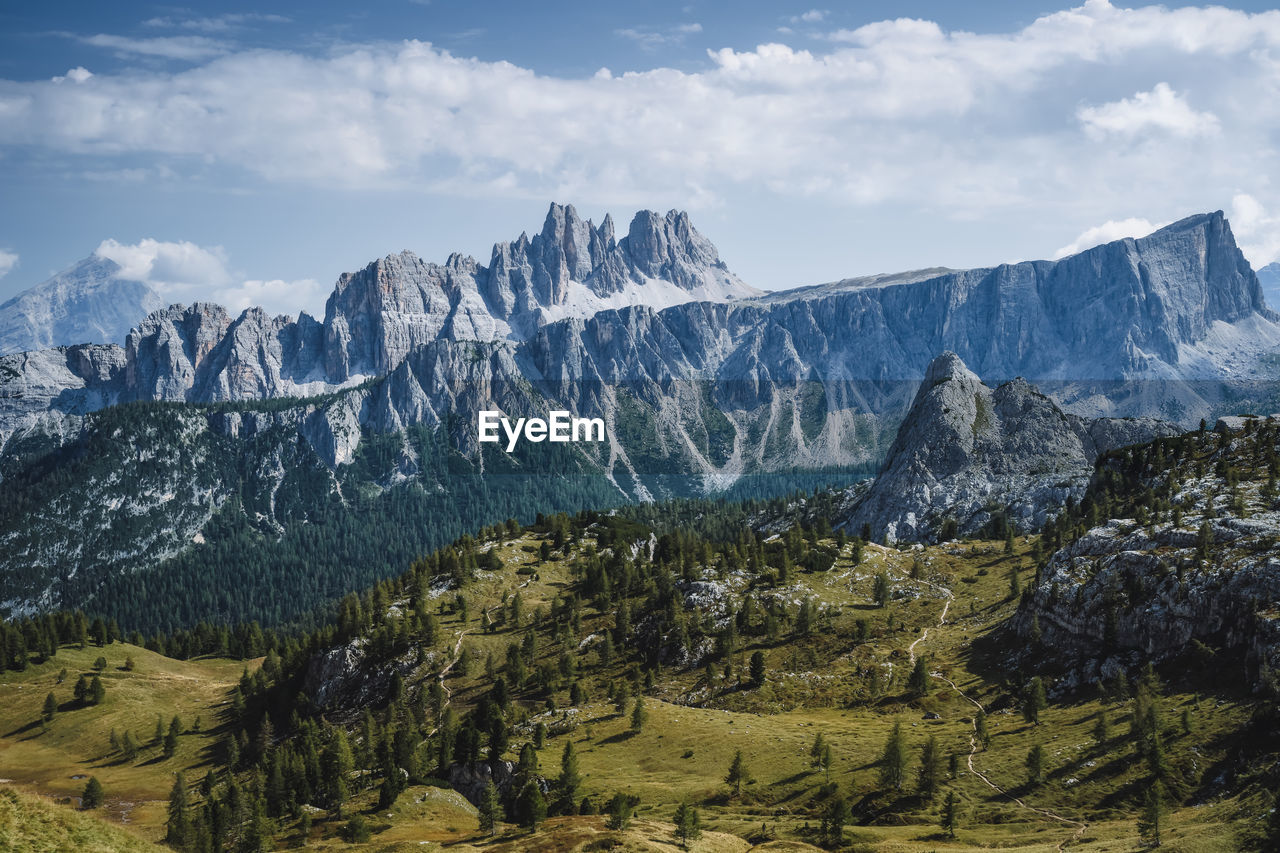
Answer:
top-left (0, 255), bottom-right (163, 355)
top-left (844, 352), bottom-right (1179, 543)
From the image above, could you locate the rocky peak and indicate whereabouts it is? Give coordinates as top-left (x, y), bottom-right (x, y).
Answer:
top-left (845, 352), bottom-right (1178, 543)
top-left (0, 254), bottom-right (164, 356)
top-left (125, 302), bottom-right (233, 401)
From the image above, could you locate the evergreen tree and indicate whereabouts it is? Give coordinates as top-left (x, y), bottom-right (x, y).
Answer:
top-left (606, 792), bottom-right (633, 830)
top-left (478, 780), bottom-right (501, 836)
top-left (749, 651), bottom-right (766, 686)
top-left (941, 789), bottom-right (959, 838)
top-left (560, 739), bottom-right (581, 808)
top-left (517, 781), bottom-right (547, 831)
top-left (918, 735), bottom-right (943, 799)
top-left (42, 691), bottom-right (57, 724)
top-left (166, 772), bottom-right (189, 848)
top-left (809, 733), bottom-right (828, 770)
top-left (1026, 744), bottom-right (1045, 786)
top-left (1138, 780), bottom-right (1166, 847)
top-left (873, 572), bottom-right (892, 607)
top-left (909, 656), bottom-right (930, 695)
top-left (1022, 677), bottom-right (1047, 725)
top-left (822, 797), bottom-right (850, 846)
top-left (878, 721), bottom-right (908, 791)
top-left (74, 674), bottom-right (89, 704)
top-left (975, 708), bottom-right (991, 750)
top-left (1008, 564), bottom-right (1021, 598)
top-left (123, 730), bottom-right (139, 761)
top-left (726, 750), bottom-right (751, 797)
top-left (673, 800), bottom-right (701, 848)
top-left (81, 776), bottom-right (104, 809)
top-left (89, 675), bottom-right (105, 706)
top-left (631, 697), bottom-right (647, 734)
top-left (164, 715), bottom-right (181, 759)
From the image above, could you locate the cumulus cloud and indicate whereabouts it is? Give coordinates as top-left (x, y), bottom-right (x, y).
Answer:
top-left (3, 1), bottom-right (1280, 221)
top-left (1231, 194), bottom-right (1280, 268)
top-left (92, 239), bottom-right (327, 316)
top-left (51, 67), bottom-right (92, 84)
top-left (0, 250), bottom-right (18, 280)
top-left (1078, 83), bottom-right (1220, 139)
top-left (792, 10), bottom-right (827, 24)
top-left (215, 278), bottom-right (328, 317)
top-left (94, 238), bottom-right (233, 293)
top-left (1053, 218), bottom-right (1167, 258)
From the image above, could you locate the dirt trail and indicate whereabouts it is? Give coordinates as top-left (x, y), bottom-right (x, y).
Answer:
top-left (428, 575), bottom-right (533, 736)
top-left (921, 589), bottom-right (1087, 851)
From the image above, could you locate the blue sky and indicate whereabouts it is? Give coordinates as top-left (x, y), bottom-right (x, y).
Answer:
top-left (2, 1), bottom-right (1280, 315)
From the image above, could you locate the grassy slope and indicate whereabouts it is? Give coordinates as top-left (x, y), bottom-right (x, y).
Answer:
top-left (0, 534), bottom-right (1260, 851)
top-left (0, 643), bottom-right (247, 842)
top-left (0, 786), bottom-right (167, 853)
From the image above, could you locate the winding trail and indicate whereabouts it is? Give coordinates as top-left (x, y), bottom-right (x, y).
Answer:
top-left (918, 587), bottom-right (1087, 850)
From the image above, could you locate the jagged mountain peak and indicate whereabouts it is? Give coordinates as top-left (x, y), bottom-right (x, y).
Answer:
top-left (846, 352), bottom-right (1178, 543)
top-left (0, 253), bottom-right (164, 355)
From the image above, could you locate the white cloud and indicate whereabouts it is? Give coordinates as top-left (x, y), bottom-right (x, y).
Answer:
top-left (78, 33), bottom-right (228, 61)
top-left (3, 1), bottom-right (1280, 223)
top-left (1078, 83), bottom-right (1219, 139)
top-left (1230, 194), bottom-right (1280, 268)
top-left (615, 22), bottom-right (703, 50)
top-left (141, 13), bottom-right (291, 33)
top-left (216, 278), bottom-right (327, 317)
top-left (1053, 217), bottom-right (1166, 258)
top-left (51, 67), bottom-right (92, 84)
top-left (792, 10), bottom-right (827, 24)
top-left (94, 239), bottom-right (233, 294)
top-left (92, 239), bottom-right (327, 316)
top-left (0, 249), bottom-right (18, 280)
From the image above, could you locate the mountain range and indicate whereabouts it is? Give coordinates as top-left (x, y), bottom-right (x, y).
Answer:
top-left (1, 204), bottom-right (1279, 629)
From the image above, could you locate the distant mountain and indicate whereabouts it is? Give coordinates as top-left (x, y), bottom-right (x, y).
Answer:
top-left (1, 207), bottom-right (1278, 630)
top-left (843, 352), bottom-right (1178, 543)
top-left (1259, 261), bottom-right (1280, 310)
top-left (0, 255), bottom-right (162, 356)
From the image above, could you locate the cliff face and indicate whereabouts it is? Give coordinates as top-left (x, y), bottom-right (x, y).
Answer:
top-left (1013, 422), bottom-right (1280, 691)
top-left (842, 353), bottom-right (1179, 543)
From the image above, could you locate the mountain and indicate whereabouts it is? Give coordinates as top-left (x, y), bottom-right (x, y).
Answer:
top-left (1259, 261), bottom-right (1280, 310)
top-left (0, 255), bottom-right (163, 356)
top-left (1, 208), bottom-right (1278, 630)
top-left (843, 352), bottom-right (1179, 543)
top-left (1012, 417), bottom-right (1280, 700)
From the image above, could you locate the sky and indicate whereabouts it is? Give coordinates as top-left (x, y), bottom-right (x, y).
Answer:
top-left (2, 0), bottom-right (1280, 317)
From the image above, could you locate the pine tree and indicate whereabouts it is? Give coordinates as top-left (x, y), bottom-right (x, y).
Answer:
top-left (1008, 563), bottom-right (1021, 598)
top-left (823, 797), bottom-right (850, 846)
top-left (918, 735), bottom-right (943, 799)
top-left (873, 572), bottom-right (892, 607)
top-left (1026, 744), bottom-right (1045, 786)
top-left (673, 800), bottom-right (701, 848)
top-left (560, 739), bottom-right (581, 807)
top-left (975, 708), bottom-right (991, 749)
top-left (726, 750), bottom-right (751, 797)
top-left (89, 675), bottom-right (105, 706)
top-left (749, 651), bottom-right (766, 686)
top-left (74, 674), bottom-right (89, 704)
top-left (164, 715), bottom-right (182, 759)
top-left (1022, 677), bottom-right (1047, 725)
top-left (606, 792), bottom-right (633, 830)
top-left (478, 780), bottom-right (501, 836)
top-left (42, 691), bottom-right (57, 724)
top-left (123, 730), bottom-right (139, 761)
top-left (878, 721), bottom-right (908, 791)
top-left (1138, 780), bottom-right (1166, 847)
top-left (941, 789), bottom-right (959, 838)
top-left (631, 697), bottom-right (647, 733)
top-left (81, 776), bottom-right (104, 809)
top-left (809, 733), bottom-right (827, 770)
top-left (166, 772), bottom-right (189, 847)
top-left (909, 656), bottom-right (930, 695)
top-left (517, 781), bottom-right (547, 831)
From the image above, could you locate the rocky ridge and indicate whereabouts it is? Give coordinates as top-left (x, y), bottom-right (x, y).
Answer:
top-left (844, 352), bottom-right (1180, 543)
top-left (0, 255), bottom-right (163, 356)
